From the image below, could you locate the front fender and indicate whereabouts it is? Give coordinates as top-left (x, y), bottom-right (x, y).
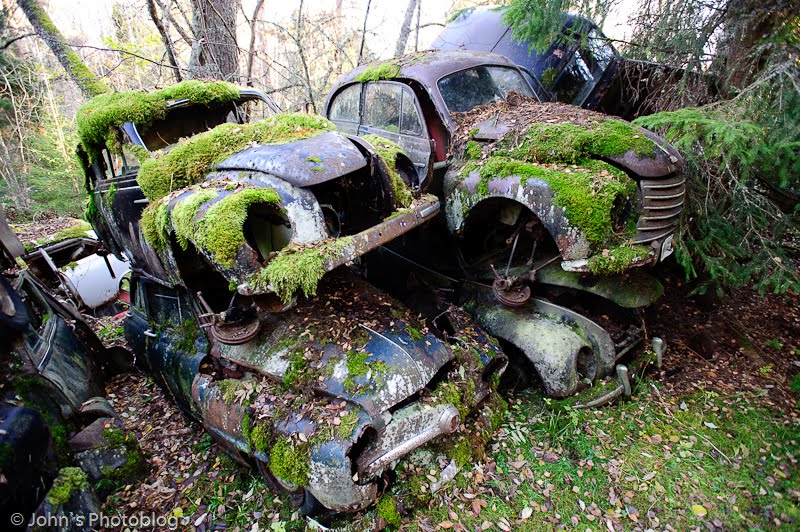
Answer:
top-left (444, 168), bottom-right (592, 260)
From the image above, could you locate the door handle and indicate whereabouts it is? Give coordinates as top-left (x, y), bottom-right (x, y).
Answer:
top-left (143, 329), bottom-right (157, 338)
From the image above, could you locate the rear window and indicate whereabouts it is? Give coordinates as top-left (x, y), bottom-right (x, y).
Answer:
top-left (437, 66), bottom-right (534, 114)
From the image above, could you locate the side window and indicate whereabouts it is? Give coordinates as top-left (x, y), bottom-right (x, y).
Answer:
top-left (99, 145), bottom-right (140, 179)
top-left (400, 88), bottom-right (423, 136)
top-left (364, 83), bottom-right (401, 133)
top-left (329, 84), bottom-right (361, 124)
top-left (144, 283), bottom-right (186, 328)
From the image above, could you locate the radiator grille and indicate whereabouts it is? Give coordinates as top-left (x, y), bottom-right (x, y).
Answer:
top-left (633, 173), bottom-right (685, 245)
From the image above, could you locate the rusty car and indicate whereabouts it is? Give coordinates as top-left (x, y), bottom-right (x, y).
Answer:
top-left (432, 6), bottom-right (715, 120)
top-left (78, 80), bottom-right (508, 514)
top-left (324, 49), bottom-right (679, 402)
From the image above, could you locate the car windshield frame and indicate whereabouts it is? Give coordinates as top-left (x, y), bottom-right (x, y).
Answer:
top-left (436, 64), bottom-right (536, 115)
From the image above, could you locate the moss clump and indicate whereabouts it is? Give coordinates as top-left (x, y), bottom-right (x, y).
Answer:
top-left (344, 349), bottom-right (389, 391)
top-left (137, 113), bottom-right (335, 201)
top-left (362, 134), bottom-right (414, 208)
top-left (434, 379), bottom-right (476, 419)
top-left (215, 379), bottom-right (253, 405)
top-left (337, 410), bottom-right (361, 439)
top-left (181, 188), bottom-right (281, 268)
top-left (47, 467), bottom-right (89, 506)
top-left (249, 236), bottom-right (355, 302)
top-left (76, 81), bottom-right (240, 153)
top-left (462, 156), bottom-right (636, 247)
top-left (250, 423), bottom-right (273, 453)
top-left (269, 439), bottom-right (311, 487)
top-left (140, 202), bottom-right (171, 253)
top-left (587, 245), bottom-right (651, 275)
top-left (406, 325), bottom-right (423, 341)
top-left (282, 349), bottom-right (307, 388)
top-left (504, 120), bottom-right (657, 164)
top-left (355, 61), bottom-right (401, 82)
top-left (465, 140), bottom-right (483, 160)
top-left (376, 495), bottom-right (402, 527)
top-left (541, 67), bottom-right (558, 88)
top-left (169, 189), bottom-right (218, 249)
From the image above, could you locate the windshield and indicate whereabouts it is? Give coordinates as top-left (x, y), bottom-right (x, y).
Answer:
top-left (437, 66), bottom-right (535, 114)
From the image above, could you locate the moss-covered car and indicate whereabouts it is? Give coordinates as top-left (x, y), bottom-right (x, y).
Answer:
top-left (78, 81), bottom-right (507, 514)
top-left (324, 50), bottom-right (680, 399)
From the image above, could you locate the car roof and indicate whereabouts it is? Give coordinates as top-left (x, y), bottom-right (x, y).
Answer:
top-left (329, 50), bottom-right (522, 94)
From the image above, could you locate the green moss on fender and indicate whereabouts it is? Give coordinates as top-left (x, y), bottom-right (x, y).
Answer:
top-left (249, 236), bottom-right (355, 302)
top-left (140, 201), bottom-right (171, 253)
top-left (362, 134), bottom-right (414, 208)
top-left (137, 113), bottom-right (335, 201)
top-left (47, 467), bottom-right (89, 506)
top-left (170, 189), bottom-right (218, 250)
top-left (355, 61), bottom-right (401, 82)
top-left (269, 438), bottom-right (311, 487)
top-left (461, 156), bottom-right (636, 246)
top-left (587, 245), bottom-right (651, 275)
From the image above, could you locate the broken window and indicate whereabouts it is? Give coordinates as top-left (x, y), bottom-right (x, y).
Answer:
top-left (437, 66), bottom-right (534, 113)
top-left (400, 88), bottom-right (423, 136)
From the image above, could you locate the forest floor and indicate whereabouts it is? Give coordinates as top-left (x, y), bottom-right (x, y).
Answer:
top-left (85, 263), bottom-right (800, 532)
top-left (10, 214), bottom-right (799, 531)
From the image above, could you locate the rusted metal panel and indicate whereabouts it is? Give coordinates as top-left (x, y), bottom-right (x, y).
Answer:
top-left (217, 132), bottom-right (368, 187)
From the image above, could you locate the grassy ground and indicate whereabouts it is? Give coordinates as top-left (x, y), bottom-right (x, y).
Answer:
top-left (158, 380), bottom-right (798, 531)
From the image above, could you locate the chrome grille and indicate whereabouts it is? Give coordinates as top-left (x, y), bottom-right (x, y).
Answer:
top-left (633, 173), bottom-right (685, 245)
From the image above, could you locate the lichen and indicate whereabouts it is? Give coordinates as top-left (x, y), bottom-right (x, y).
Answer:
top-left (355, 61), bottom-right (401, 82)
top-left (47, 467), bottom-right (89, 506)
top-left (461, 156), bottom-right (636, 247)
top-left (269, 438), bottom-right (311, 487)
top-left (587, 244), bottom-right (651, 275)
top-left (249, 236), bottom-right (355, 303)
top-left (362, 134), bottom-right (414, 208)
top-left (137, 113), bottom-right (335, 201)
top-left (76, 80), bottom-right (240, 153)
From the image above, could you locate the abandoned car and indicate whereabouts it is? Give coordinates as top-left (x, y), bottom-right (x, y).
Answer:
top-left (324, 50), bottom-right (679, 400)
top-left (432, 6), bottom-right (711, 119)
top-left (79, 81), bottom-right (508, 513)
top-left (1, 208), bottom-right (132, 527)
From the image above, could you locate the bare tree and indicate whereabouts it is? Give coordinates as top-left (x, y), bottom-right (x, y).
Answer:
top-left (189, 0), bottom-right (240, 80)
top-left (245, 0), bottom-right (265, 85)
top-left (357, 0), bottom-right (371, 65)
top-left (147, 0), bottom-right (182, 82)
top-left (395, 0), bottom-right (418, 56)
top-left (16, 0), bottom-right (109, 97)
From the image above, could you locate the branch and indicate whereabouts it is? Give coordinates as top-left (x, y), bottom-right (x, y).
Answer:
top-left (0, 32), bottom-right (35, 51)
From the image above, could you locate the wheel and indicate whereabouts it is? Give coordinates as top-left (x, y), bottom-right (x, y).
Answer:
top-left (254, 459), bottom-right (329, 518)
top-left (0, 275), bottom-right (28, 337)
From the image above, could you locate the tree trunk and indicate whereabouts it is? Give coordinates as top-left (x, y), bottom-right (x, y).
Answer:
top-left (395, 0), bottom-right (417, 56)
top-left (16, 0), bottom-right (109, 97)
top-left (189, 0), bottom-right (240, 81)
top-left (147, 0), bottom-right (183, 82)
top-left (246, 0), bottom-right (265, 85)
top-left (357, 0), bottom-right (372, 65)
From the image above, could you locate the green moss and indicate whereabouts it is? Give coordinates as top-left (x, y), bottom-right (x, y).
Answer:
top-left (216, 379), bottom-right (252, 405)
top-left (142, 186), bottom-right (273, 268)
top-left (169, 189), bottom-right (218, 250)
top-left (541, 67), bottom-right (558, 88)
top-left (376, 495), bottom-right (402, 527)
top-left (337, 410), bottom-right (360, 439)
top-left (241, 411), bottom-right (251, 441)
top-left (362, 134), bottom-right (414, 208)
top-left (587, 245), bottom-right (651, 275)
top-left (282, 349), bottom-right (307, 388)
top-left (465, 140), bottom-right (483, 160)
top-left (250, 423), bottom-right (273, 453)
top-left (406, 325), bottom-right (423, 341)
top-left (306, 155), bottom-right (322, 163)
top-left (434, 379), bottom-right (476, 419)
top-left (504, 120), bottom-right (657, 164)
top-left (269, 439), bottom-right (311, 487)
top-left (84, 191), bottom-right (100, 221)
top-left (99, 426), bottom-right (148, 486)
top-left (107, 183), bottom-right (118, 203)
top-left (140, 202), bottom-right (171, 253)
top-left (37, 220), bottom-right (92, 245)
top-left (47, 467), bottom-right (89, 506)
top-left (355, 61), bottom-right (401, 82)
top-left (137, 113), bottom-right (335, 201)
top-left (249, 236), bottom-right (355, 303)
top-left (77, 81), bottom-right (239, 153)
top-left (462, 156), bottom-right (636, 247)
top-left (175, 318), bottom-right (200, 354)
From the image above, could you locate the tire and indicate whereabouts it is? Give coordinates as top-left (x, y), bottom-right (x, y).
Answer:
top-left (0, 275), bottom-right (28, 337)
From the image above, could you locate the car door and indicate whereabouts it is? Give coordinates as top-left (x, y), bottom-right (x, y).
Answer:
top-left (358, 81), bottom-right (433, 186)
top-left (128, 278), bottom-right (208, 414)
